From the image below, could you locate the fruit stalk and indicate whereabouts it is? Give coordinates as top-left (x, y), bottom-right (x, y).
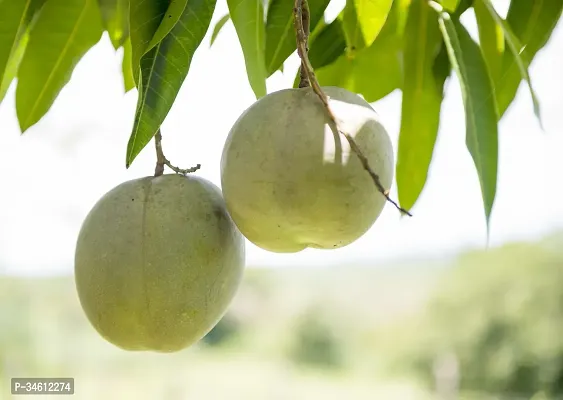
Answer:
top-left (292, 0), bottom-right (412, 216)
top-left (153, 129), bottom-right (201, 177)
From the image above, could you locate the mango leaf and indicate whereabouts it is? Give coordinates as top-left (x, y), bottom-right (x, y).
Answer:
top-left (314, 33), bottom-right (402, 102)
top-left (228, 0), bottom-right (267, 98)
top-left (125, 0), bottom-right (216, 167)
top-left (473, 0), bottom-right (504, 83)
top-left (353, 0), bottom-right (393, 47)
top-left (122, 37), bottom-right (135, 92)
top-left (16, 0), bottom-right (104, 132)
top-left (129, 0), bottom-right (169, 85)
top-left (434, 3), bottom-right (499, 231)
top-left (0, 31), bottom-right (30, 103)
top-left (0, 0), bottom-right (44, 103)
top-left (264, 0), bottom-right (329, 76)
top-left (497, 0), bottom-right (563, 117)
top-left (396, 0), bottom-right (443, 212)
top-left (97, 0), bottom-right (129, 49)
top-left (292, 18), bottom-right (346, 87)
top-left (210, 13), bottom-right (230, 47)
top-left (438, 0), bottom-right (459, 12)
top-left (309, 19), bottom-right (347, 69)
top-left (340, 0), bottom-right (366, 51)
top-left (145, 0), bottom-right (189, 51)
top-left (479, 0), bottom-right (541, 127)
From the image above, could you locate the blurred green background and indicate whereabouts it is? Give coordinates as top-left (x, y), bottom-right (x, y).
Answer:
top-left (2, 233), bottom-right (563, 399)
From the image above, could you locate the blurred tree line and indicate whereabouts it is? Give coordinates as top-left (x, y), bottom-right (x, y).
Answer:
top-left (393, 234), bottom-right (563, 399)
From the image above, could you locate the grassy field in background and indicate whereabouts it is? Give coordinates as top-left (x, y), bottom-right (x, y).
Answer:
top-left (2, 234), bottom-right (563, 399)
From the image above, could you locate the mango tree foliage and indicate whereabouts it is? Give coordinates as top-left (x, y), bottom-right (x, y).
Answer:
top-left (0, 0), bottom-right (561, 229)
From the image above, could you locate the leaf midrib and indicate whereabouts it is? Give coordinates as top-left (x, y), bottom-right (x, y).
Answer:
top-left (23, 0), bottom-right (90, 129)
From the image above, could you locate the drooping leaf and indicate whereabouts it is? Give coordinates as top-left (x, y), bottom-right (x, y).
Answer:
top-left (0, 0), bottom-right (44, 103)
top-left (210, 13), bottom-right (230, 47)
top-left (129, 0), bottom-right (169, 84)
top-left (16, 0), bottom-right (104, 132)
top-left (228, 0), bottom-right (267, 98)
top-left (435, 3), bottom-right (499, 231)
top-left (353, 0), bottom-right (393, 47)
top-left (97, 0), bottom-right (129, 49)
top-left (438, 0), bottom-right (459, 12)
top-left (473, 0), bottom-right (504, 83)
top-left (0, 31), bottom-right (30, 103)
top-left (126, 0), bottom-right (216, 167)
top-left (396, 0), bottom-right (443, 212)
top-left (122, 37), bottom-right (135, 92)
top-left (264, 0), bottom-right (329, 76)
top-left (496, 0), bottom-right (563, 117)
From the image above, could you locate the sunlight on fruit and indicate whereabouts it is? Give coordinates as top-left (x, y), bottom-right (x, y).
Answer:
top-left (221, 86), bottom-right (394, 253)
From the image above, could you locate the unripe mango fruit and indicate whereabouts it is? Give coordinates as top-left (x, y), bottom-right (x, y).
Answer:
top-left (221, 86), bottom-right (394, 253)
top-left (74, 174), bottom-right (245, 352)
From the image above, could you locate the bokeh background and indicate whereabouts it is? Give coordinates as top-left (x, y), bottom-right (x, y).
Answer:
top-left (1, 0), bottom-right (562, 398)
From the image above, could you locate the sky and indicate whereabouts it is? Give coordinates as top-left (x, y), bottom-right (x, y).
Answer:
top-left (0, 0), bottom-right (561, 276)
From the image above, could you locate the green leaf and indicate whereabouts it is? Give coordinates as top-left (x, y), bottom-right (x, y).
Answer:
top-left (353, 0), bottom-right (393, 47)
top-left (314, 32), bottom-right (402, 102)
top-left (495, 0), bottom-right (563, 117)
top-left (308, 18), bottom-right (347, 69)
top-left (121, 37), bottom-right (135, 92)
top-left (16, 0), bottom-right (104, 132)
top-left (264, 0), bottom-right (329, 76)
top-left (0, 0), bottom-right (44, 102)
top-left (0, 31), bottom-right (30, 103)
top-left (210, 13), bottom-right (230, 47)
top-left (98, 0), bottom-right (129, 49)
top-left (145, 0), bottom-right (189, 51)
top-left (228, 0), bottom-right (267, 98)
top-left (129, 0), bottom-right (169, 85)
top-left (340, 0), bottom-right (366, 51)
top-left (479, 0), bottom-right (541, 126)
top-left (473, 0), bottom-right (504, 82)
top-left (434, 3), bottom-right (499, 230)
top-left (126, 0), bottom-right (216, 167)
top-left (438, 0), bottom-right (459, 12)
top-left (396, 0), bottom-right (443, 212)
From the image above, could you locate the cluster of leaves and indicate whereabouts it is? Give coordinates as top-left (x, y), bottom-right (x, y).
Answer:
top-left (398, 239), bottom-right (563, 398)
top-left (0, 0), bottom-right (561, 228)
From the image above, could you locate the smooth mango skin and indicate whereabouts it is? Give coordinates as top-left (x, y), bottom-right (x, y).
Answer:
top-left (74, 174), bottom-right (245, 352)
top-left (221, 86), bottom-right (394, 253)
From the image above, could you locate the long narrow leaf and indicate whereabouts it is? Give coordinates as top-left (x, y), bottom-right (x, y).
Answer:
top-left (129, 0), bottom-right (169, 85)
top-left (228, 0), bottom-right (267, 98)
top-left (396, 0), bottom-right (444, 212)
top-left (16, 0), bottom-right (104, 132)
top-left (479, 0), bottom-right (542, 126)
top-left (497, 0), bottom-right (563, 117)
top-left (433, 3), bottom-right (499, 231)
top-left (125, 0), bottom-right (216, 167)
top-left (473, 0), bottom-right (504, 83)
top-left (210, 14), bottom-right (230, 47)
top-left (265, 0), bottom-right (329, 76)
